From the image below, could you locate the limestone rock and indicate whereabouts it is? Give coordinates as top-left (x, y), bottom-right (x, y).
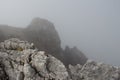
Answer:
top-left (0, 38), bottom-right (120, 80)
top-left (68, 60), bottom-right (120, 80)
top-left (0, 38), bottom-right (69, 80)
top-left (0, 38), bottom-right (34, 50)
top-left (47, 55), bottom-right (69, 79)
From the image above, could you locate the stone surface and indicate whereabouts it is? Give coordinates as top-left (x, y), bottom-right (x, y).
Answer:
top-left (68, 60), bottom-right (120, 80)
top-left (0, 38), bottom-right (69, 80)
top-left (0, 38), bottom-right (120, 80)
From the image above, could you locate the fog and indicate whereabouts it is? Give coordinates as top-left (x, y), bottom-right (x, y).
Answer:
top-left (0, 0), bottom-right (120, 66)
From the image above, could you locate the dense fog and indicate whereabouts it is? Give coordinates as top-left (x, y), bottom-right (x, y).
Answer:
top-left (0, 0), bottom-right (120, 66)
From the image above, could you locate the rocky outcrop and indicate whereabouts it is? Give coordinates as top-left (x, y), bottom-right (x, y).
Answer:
top-left (0, 38), bottom-right (120, 80)
top-left (69, 60), bottom-right (120, 80)
top-left (0, 17), bottom-right (88, 66)
top-left (0, 38), bottom-right (69, 80)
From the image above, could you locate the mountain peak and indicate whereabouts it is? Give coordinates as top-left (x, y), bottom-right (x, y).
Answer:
top-left (28, 17), bottom-right (54, 30)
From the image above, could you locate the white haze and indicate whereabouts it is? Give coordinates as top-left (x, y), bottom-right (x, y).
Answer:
top-left (0, 0), bottom-right (120, 66)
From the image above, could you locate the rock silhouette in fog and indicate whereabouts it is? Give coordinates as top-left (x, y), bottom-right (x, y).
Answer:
top-left (63, 46), bottom-right (87, 66)
top-left (0, 17), bottom-right (88, 66)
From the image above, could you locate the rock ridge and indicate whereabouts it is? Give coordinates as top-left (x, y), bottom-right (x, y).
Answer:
top-left (0, 38), bottom-right (120, 80)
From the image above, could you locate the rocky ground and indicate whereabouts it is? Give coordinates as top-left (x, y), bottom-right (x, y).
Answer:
top-left (0, 38), bottom-right (120, 80)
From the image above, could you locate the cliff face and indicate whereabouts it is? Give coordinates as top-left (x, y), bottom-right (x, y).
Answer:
top-left (24, 18), bottom-right (62, 57)
top-left (0, 17), bottom-right (87, 66)
top-left (0, 38), bottom-right (120, 80)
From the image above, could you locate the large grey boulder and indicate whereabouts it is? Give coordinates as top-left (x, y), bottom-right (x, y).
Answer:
top-left (0, 38), bottom-right (69, 80)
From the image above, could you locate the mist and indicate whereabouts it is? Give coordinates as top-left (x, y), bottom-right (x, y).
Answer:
top-left (0, 0), bottom-right (120, 66)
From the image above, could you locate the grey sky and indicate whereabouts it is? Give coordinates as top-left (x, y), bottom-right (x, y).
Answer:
top-left (0, 0), bottom-right (120, 66)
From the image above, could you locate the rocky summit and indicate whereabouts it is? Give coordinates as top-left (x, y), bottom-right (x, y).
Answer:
top-left (0, 38), bottom-right (120, 80)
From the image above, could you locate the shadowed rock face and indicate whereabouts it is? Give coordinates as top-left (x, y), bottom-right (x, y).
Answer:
top-left (24, 18), bottom-right (62, 57)
top-left (63, 46), bottom-right (87, 66)
top-left (0, 59), bottom-right (9, 80)
top-left (0, 17), bottom-right (87, 66)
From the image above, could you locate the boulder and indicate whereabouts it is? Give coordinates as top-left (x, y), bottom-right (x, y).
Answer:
top-left (0, 38), bottom-right (69, 80)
